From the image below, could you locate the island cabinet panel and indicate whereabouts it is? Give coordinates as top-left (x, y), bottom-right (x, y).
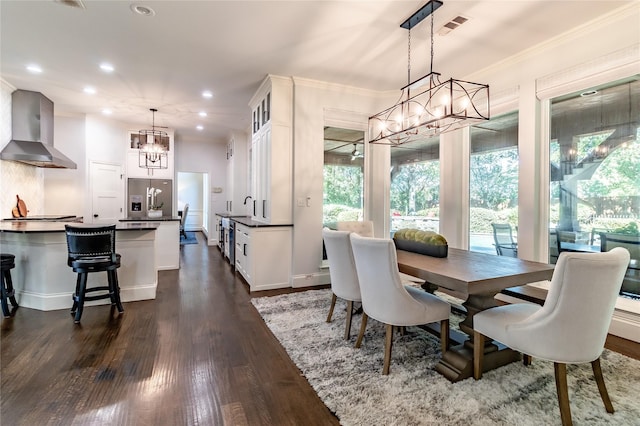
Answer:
top-left (234, 223), bottom-right (292, 292)
top-left (249, 75), bottom-right (292, 225)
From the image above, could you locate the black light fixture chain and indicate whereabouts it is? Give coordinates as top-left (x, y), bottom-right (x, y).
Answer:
top-left (430, 4), bottom-right (434, 74)
top-left (407, 27), bottom-right (412, 88)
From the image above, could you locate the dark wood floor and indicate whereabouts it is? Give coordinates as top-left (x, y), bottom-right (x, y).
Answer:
top-left (2, 233), bottom-right (639, 425)
top-left (1, 233), bottom-right (339, 425)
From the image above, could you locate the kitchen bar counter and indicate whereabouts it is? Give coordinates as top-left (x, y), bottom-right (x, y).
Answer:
top-left (231, 216), bottom-right (293, 228)
top-left (214, 212), bottom-right (246, 218)
top-left (120, 216), bottom-right (180, 222)
top-left (1, 220), bottom-right (161, 312)
top-left (1, 220), bottom-right (159, 233)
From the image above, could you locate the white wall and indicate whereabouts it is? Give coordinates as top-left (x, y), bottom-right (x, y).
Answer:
top-left (44, 114), bottom-right (86, 216)
top-left (290, 78), bottom-right (393, 286)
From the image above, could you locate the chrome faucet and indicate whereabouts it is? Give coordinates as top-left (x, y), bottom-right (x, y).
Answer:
top-left (243, 195), bottom-right (253, 205)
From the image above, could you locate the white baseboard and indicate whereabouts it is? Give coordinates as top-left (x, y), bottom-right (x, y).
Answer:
top-left (292, 271), bottom-right (330, 288)
top-left (16, 284), bottom-right (158, 312)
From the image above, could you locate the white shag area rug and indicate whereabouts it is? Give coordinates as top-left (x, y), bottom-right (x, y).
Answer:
top-left (251, 289), bottom-right (640, 426)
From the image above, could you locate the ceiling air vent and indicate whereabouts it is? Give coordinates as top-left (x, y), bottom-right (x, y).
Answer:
top-left (438, 15), bottom-right (468, 36)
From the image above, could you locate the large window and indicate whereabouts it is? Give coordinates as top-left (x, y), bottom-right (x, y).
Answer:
top-left (549, 77), bottom-right (639, 298)
top-left (389, 136), bottom-right (440, 236)
top-left (323, 127), bottom-right (365, 226)
top-left (469, 112), bottom-right (519, 255)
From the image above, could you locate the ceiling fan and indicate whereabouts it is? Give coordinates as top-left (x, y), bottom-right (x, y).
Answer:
top-left (351, 144), bottom-right (364, 161)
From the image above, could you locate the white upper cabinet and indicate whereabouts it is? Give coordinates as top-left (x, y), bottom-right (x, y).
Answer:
top-left (248, 75), bottom-right (293, 225)
top-left (225, 133), bottom-right (248, 215)
top-left (126, 130), bottom-right (175, 179)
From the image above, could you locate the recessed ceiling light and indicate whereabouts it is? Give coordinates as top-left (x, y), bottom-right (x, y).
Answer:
top-left (199, 111), bottom-right (207, 117)
top-left (102, 108), bottom-right (112, 115)
top-left (202, 91), bottom-right (213, 99)
top-left (196, 125), bottom-right (204, 131)
top-left (26, 65), bottom-right (42, 73)
top-left (580, 90), bottom-right (598, 97)
top-left (130, 4), bottom-right (155, 16)
top-left (83, 87), bottom-right (96, 95)
top-left (100, 63), bottom-right (114, 72)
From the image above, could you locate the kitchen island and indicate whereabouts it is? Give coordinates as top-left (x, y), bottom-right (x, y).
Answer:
top-left (119, 216), bottom-right (181, 270)
top-left (0, 220), bottom-right (161, 311)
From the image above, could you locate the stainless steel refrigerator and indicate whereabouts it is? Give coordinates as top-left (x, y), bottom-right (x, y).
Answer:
top-left (127, 178), bottom-right (173, 217)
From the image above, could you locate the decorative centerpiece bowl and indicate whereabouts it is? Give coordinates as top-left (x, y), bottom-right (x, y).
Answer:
top-left (393, 228), bottom-right (448, 258)
top-left (147, 209), bottom-right (163, 218)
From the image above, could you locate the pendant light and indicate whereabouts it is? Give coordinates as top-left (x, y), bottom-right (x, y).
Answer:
top-left (369, 0), bottom-right (490, 146)
top-left (138, 108), bottom-right (169, 169)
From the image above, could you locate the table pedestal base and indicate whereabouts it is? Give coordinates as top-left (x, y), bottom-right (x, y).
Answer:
top-left (435, 340), bottom-right (521, 382)
top-left (436, 291), bottom-right (522, 382)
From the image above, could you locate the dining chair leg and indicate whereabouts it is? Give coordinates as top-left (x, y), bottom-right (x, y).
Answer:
top-left (440, 319), bottom-right (450, 353)
top-left (355, 313), bottom-right (368, 348)
top-left (326, 293), bottom-right (337, 323)
top-left (344, 300), bottom-right (353, 340)
top-left (591, 358), bottom-right (614, 413)
top-left (382, 324), bottom-right (394, 375)
top-left (523, 354), bottom-right (533, 366)
top-left (473, 330), bottom-right (485, 380)
top-left (473, 330), bottom-right (484, 380)
top-left (554, 362), bottom-right (573, 426)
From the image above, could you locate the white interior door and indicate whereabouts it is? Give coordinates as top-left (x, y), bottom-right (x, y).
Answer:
top-left (90, 161), bottom-right (124, 223)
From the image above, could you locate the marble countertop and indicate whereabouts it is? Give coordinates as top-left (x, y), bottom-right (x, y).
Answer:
top-left (214, 212), bottom-right (248, 218)
top-left (231, 216), bottom-right (293, 228)
top-left (120, 216), bottom-right (181, 222)
top-left (0, 221), bottom-right (159, 233)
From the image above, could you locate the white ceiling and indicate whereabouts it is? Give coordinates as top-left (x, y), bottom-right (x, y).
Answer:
top-left (0, 0), bottom-right (632, 143)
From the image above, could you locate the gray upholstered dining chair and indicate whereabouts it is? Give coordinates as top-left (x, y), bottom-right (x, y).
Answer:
top-left (180, 203), bottom-right (190, 239)
top-left (350, 233), bottom-right (451, 375)
top-left (473, 248), bottom-right (630, 426)
top-left (322, 228), bottom-right (362, 340)
top-left (491, 223), bottom-right (517, 257)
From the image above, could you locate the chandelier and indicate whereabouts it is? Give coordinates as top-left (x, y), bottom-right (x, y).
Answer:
top-left (138, 108), bottom-right (169, 169)
top-left (369, 0), bottom-right (490, 145)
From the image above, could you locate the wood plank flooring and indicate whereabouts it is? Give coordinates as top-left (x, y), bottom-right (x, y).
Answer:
top-left (2, 233), bottom-right (639, 425)
top-left (1, 233), bottom-right (339, 425)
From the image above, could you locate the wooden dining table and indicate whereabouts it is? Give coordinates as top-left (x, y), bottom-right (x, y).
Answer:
top-left (396, 248), bottom-right (555, 382)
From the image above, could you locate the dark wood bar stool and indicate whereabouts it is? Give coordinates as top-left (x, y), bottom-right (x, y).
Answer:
top-left (64, 225), bottom-right (124, 324)
top-left (1, 253), bottom-right (19, 318)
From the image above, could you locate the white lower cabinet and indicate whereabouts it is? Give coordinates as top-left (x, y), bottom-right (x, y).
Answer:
top-left (234, 223), bottom-right (292, 291)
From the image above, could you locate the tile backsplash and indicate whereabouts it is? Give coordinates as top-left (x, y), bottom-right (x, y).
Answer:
top-left (0, 161), bottom-right (44, 218)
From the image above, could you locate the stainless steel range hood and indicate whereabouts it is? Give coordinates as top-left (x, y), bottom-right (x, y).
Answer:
top-left (0, 90), bottom-right (77, 169)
